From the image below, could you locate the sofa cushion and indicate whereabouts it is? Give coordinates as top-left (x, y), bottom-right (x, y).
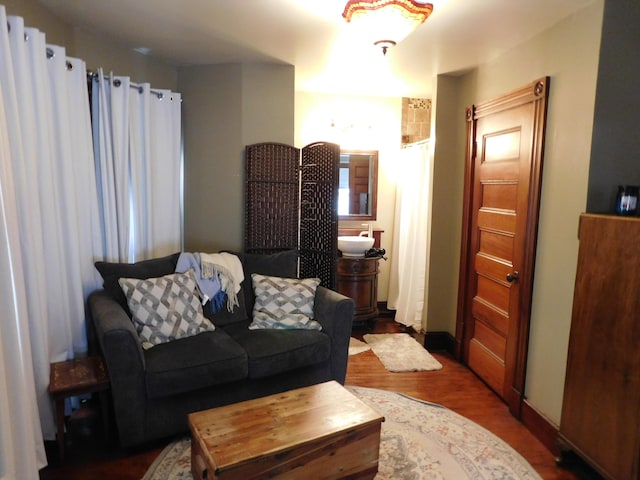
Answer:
top-left (95, 252), bottom-right (180, 315)
top-left (119, 270), bottom-right (215, 349)
top-left (203, 289), bottom-right (249, 328)
top-left (225, 322), bottom-right (330, 379)
top-left (144, 329), bottom-right (248, 399)
top-left (250, 274), bottom-right (322, 330)
top-left (232, 250), bottom-right (299, 314)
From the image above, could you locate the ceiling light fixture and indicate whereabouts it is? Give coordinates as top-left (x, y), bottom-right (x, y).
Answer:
top-left (342, 0), bottom-right (433, 55)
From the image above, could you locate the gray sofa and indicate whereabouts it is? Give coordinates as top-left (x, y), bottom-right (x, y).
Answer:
top-left (89, 250), bottom-right (354, 447)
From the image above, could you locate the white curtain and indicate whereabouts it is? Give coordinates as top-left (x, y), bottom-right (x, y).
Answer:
top-left (92, 70), bottom-right (131, 262)
top-left (0, 9), bottom-right (182, 477)
top-left (93, 70), bottom-right (182, 262)
top-left (146, 86), bottom-right (182, 258)
top-left (0, 7), bottom-right (102, 478)
top-left (387, 141), bottom-right (432, 332)
top-left (0, 37), bottom-right (47, 479)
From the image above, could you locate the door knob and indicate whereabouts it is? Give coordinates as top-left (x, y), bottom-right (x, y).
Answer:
top-left (506, 271), bottom-right (519, 283)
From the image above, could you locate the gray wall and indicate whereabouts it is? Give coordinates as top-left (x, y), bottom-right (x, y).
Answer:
top-left (587, 0), bottom-right (640, 212)
top-left (3, 0), bottom-right (177, 89)
top-left (425, 74), bottom-right (466, 333)
top-left (2, 0), bottom-right (72, 47)
top-left (179, 63), bottom-right (294, 252)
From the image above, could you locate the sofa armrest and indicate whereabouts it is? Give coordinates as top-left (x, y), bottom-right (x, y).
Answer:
top-left (313, 286), bottom-right (354, 384)
top-left (88, 289), bottom-right (147, 445)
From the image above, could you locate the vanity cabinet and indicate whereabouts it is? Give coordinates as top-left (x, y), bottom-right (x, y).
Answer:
top-left (558, 213), bottom-right (640, 480)
top-left (337, 257), bottom-right (379, 324)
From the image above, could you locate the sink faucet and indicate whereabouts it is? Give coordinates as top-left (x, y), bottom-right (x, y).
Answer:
top-left (359, 223), bottom-right (373, 237)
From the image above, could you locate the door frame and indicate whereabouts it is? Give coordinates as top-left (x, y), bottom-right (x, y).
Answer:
top-left (455, 77), bottom-right (550, 417)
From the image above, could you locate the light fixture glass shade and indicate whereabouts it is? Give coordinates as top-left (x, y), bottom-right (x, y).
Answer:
top-left (343, 0), bottom-right (433, 54)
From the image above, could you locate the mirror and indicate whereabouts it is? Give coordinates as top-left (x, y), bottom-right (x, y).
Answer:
top-left (338, 150), bottom-right (378, 221)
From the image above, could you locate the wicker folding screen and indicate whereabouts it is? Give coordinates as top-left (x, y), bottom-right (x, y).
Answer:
top-left (245, 142), bottom-right (339, 289)
top-left (245, 143), bottom-right (300, 253)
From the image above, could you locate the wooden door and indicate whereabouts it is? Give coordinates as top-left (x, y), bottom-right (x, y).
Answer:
top-left (348, 154), bottom-right (372, 215)
top-left (456, 78), bottom-right (549, 416)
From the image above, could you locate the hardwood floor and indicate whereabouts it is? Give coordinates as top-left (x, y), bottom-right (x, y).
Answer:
top-left (39, 319), bottom-right (600, 479)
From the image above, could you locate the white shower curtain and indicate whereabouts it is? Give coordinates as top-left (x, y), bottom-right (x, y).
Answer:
top-left (92, 70), bottom-right (182, 263)
top-left (0, 7), bottom-right (102, 477)
top-left (387, 141), bottom-right (432, 332)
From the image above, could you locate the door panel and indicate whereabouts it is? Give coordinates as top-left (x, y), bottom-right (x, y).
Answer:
top-left (468, 339), bottom-right (504, 395)
top-left (349, 156), bottom-right (371, 215)
top-left (479, 230), bottom-right (514, 260)
top-left (457, 78), bottom-right (549, 415)
top-left (475, 253), bottom-right (511, 282)
top-left (469, 106), bottom-right (529, 400)
top-left (482, 182), bottom-right (518, 210)
top-left (472, 297), bottom-right (509, 336)
top-left (477, 210), bottom-right (516, 232)
top-left (474, 320), bottom-right (507, 359)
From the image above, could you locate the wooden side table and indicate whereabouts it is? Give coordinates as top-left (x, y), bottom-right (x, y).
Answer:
top-left (48, 356), bottom-right (110, 460)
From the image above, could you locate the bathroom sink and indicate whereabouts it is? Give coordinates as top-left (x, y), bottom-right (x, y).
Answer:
top-left (338, 236), bottom-right (375, 257)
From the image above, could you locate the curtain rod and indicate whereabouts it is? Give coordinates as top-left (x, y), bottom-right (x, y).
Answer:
top-left (86, 70), bottom-right (178, 101)
top-left (44, 47), bottom-right (75, 71)
top-left (7, 21), bottom-right (178, 101)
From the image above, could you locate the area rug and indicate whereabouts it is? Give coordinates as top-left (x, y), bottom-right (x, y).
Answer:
top-left (349, 337), bottom-right (371, 355)
top-left (363, 333), bottom-right (443, 372)
top-left (142, 386), bottom-right (541, 480)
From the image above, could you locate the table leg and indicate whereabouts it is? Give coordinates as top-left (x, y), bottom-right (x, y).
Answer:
top-left (55, 397), bottom-right (65, 460)
top-left (99, 390), bottom-right (109, 443)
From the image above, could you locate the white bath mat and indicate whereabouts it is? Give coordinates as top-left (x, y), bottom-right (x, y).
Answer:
top-left (349, 337), bottom-right (371, 356)
top-left (363, 333), bottom-right (443, 372)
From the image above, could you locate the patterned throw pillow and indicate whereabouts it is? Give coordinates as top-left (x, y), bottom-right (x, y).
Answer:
top-left (118, 269), bottom-right (215, 348)
top-left (250, 274), bottom-right (322, 330)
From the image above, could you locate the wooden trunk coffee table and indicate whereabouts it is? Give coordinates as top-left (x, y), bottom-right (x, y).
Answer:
top-left (188, 381), bottom-right (384, 480)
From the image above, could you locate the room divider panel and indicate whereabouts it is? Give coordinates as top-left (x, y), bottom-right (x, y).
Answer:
top-left (245, 142), bottom-right (339, 289)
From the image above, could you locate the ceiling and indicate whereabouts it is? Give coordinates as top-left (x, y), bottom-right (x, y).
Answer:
top-left (38, 0), bottom-right (595, 98)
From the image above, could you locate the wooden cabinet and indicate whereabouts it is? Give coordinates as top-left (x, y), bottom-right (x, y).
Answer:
top-left (558, 214), bottom-right (640, 480)
top-left (337, 257), bottom-right (379, 324)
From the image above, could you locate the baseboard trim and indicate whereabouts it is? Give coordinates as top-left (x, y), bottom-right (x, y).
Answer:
top-left (521, 398), bottom-right (560, 458)
top-left (423, 331), bottom-right (456, 355)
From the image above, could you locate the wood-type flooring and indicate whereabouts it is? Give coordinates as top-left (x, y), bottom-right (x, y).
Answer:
top-left (39, 318), bottom-right (600, 479)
